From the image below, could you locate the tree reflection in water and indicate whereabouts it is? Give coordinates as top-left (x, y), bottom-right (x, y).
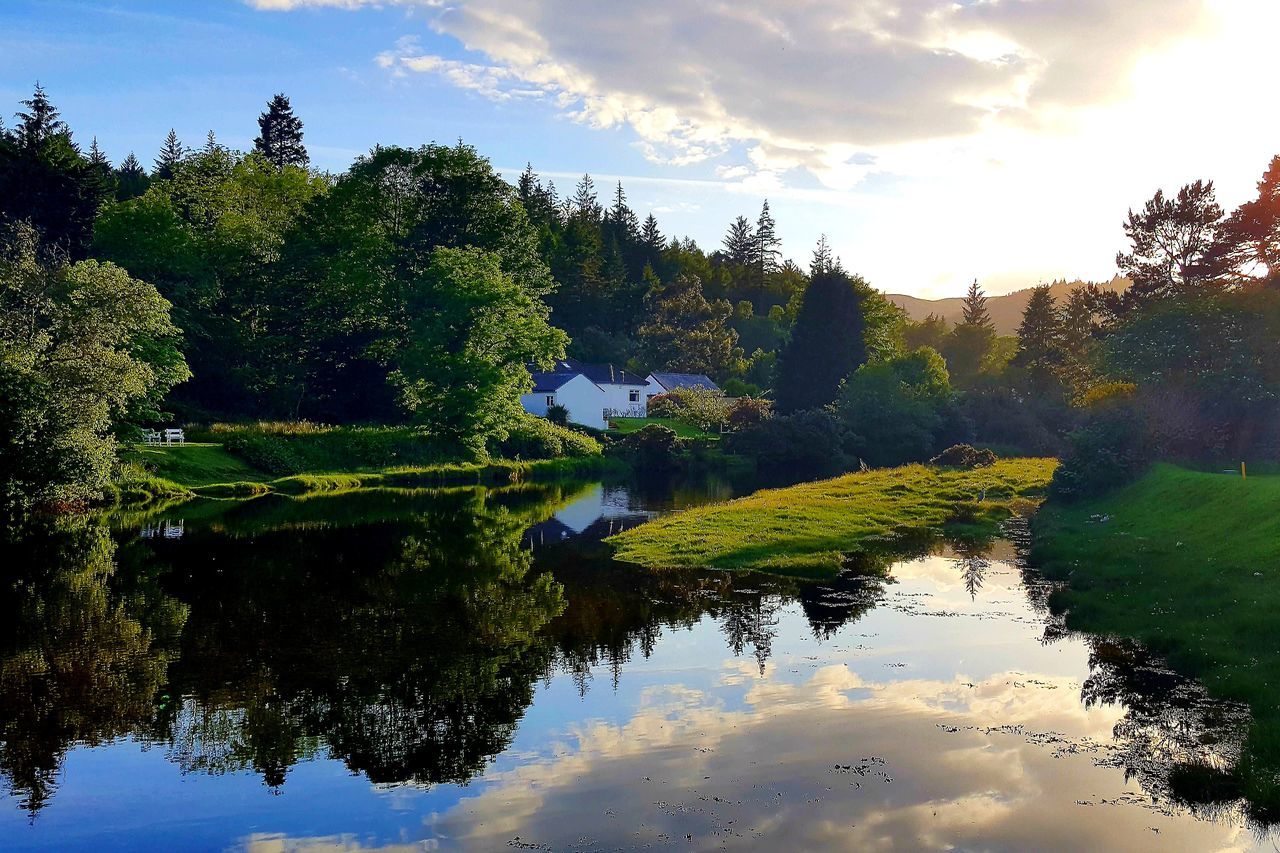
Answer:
top-left (0, 481), bottom-right (1270, 830)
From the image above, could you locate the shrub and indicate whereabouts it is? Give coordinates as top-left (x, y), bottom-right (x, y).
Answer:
top-left (646, 393), bottom-right (681, 419)
top-left (545, 403), bottom-right (570, 426)
top-left (726, 409), bottom-right (846, 474)
top-left (644, 386), bottom-right (727, 431)
top-left (930, 444), bottom-right (997, 469)
top-left (721, 377), bottom-right (761, 398)
top-left (611, 424), bottom-right (685, 470)
top-left (222, 433), bottom-right (306, 476)
top-left (493, 415), bottom-right (602, 460)
top-left (959, 387), bottom-right (1072, 457)
top-left (725, 396), bottom-right (772, 428)
top-left (1049, 405), bottom-right (1150, 502)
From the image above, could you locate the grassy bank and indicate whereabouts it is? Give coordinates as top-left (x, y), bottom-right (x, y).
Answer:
top-left (1032, 463), bottom-right (1280, 814)
top-left (118, 442), bottom-right (623, 504)
top-left (609, 417), bottom-right (719, 439)
top-left (609, 458), bottom-right (1056, 576)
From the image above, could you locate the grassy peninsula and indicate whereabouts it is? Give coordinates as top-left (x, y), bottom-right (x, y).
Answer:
top-left (609, 458), bottom-right (1057, 575)
top-left (1033, 463), bottom-right (1280, 811)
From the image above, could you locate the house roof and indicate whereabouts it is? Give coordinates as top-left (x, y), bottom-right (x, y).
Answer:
top-left (648, 372), bottom-right (721, 393)
top-left (530, 358), bottom-right (646, 389)
top-left (530, 372), bottom-right (584, 394)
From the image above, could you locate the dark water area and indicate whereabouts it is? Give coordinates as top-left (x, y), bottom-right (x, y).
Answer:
top-left (0, 473), bottom-right (1270, 850)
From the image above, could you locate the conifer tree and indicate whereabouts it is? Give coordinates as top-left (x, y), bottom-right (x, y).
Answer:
top-left (810, 234), bottom-right (840, 276)
top-left (13, 83), bottom-right (66, 150)
top-left (1011, 285), bottom-right (1063, 393)
top-left (774, 267), bottom-right (867, 412)
top-left (722, 215), bottom-right (756, 266)
top-left (640, 214), bottom-right (663, 250)
top-left (154, 129), bottom-right (184, 179)
top-left (86, 136), bottom-right (116, 199)
top-left (114, 153), bottom-right (150, 201)
top-left (253, 93), bottom-right (309, 168)
top-left (755, 199), bottom-right (781, 280)
top-left (960, 279), bottom-right (992, 329)
top-left (571, 173), bottom-right (601, 221)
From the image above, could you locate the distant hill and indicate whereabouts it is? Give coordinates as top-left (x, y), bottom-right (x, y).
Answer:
top-left (886, 277), bottom-right (1129, 335)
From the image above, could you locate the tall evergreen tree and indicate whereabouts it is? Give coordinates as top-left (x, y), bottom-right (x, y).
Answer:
top-left (0, 84), bottom-right (105, 258)
top-left (774, 267), bottom-right (867, 413)
top-left (640, 214), bottom-right (663, 251)
top-left (154, 129), bottom-right (184, 179)
top-left (253, 93), bottom-right (308, 169)
top-left (810, 234), bottom-right (840, 276)
top-left (114, 153), bottom-right (150, 201)
top-left (960, 279), bottom-right (993, 329)
top-left (722, 215), bottom-right (756, 266)
top-left (1011, 285), bottom-right (1063, 394)
top-left (85, 136), bottom-right (116, 199)
top-left (755, 199), bottom-right (781, 281)
top-left (570, 173), bottom-right (601, 222)
top-left (606, 181), bottom-right (639, 239)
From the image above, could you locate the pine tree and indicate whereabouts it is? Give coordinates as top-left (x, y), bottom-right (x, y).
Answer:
top-left (810, 234), bottom-right (840, 276)
top-left (960, 279), bottom-right (992, 329)
top-left (640, 214), bottom-right (663, 250)
top-left (86, 136), bottom-right (116, 199)
top-left (774, 267), bottom-right (867, 413)
top-left (722, 215), bottom-right (756, 266)
top-left (114, 152), bottom-right (150, 201)
top-left (1011, 285), bottom-right (1063, 393)
top-left (13, 83), bottom-right (67, 150)
top-left (571, 173), bottom-right (601, 221)
top-left (253, 93), bottom-right (308, 168)
top-left (755, 199), bottom-right (781, 280)
top-left (1058, 287), bottom-right (1098, 395)
top-left (154, 129), bottom-right (184, 179)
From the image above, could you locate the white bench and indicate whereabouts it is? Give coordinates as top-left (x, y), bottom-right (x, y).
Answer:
top-left (163, 428), bottom-right (185, 445)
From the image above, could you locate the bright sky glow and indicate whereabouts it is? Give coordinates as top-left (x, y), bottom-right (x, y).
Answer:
top-left (3, 0), bottom-right (1277, 297)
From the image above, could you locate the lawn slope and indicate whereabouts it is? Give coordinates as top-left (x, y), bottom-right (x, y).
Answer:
top-left (609, 458), bottom-right (1056, 575)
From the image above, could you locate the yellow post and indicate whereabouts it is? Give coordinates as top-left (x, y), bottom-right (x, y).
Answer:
top-left (1242, 461), bottom-right (1247, 480)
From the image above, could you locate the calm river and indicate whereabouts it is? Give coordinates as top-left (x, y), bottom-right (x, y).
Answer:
top-left (0, 475), bottom-right (1270, 850)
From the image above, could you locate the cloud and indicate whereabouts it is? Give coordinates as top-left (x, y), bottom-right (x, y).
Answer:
top-left (315, 0), bottom-right (1207, 187)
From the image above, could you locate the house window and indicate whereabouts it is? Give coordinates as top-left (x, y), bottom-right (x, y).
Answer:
top-left (629, 389), bottom-right (640, 403)
top-left (545, 395), bottom-right (555, 407)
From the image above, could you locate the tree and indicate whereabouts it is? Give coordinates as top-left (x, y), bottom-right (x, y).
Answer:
top-left (637, 273), bottom-right (740, 376)
top-left (1220, 156), bottom-right (1280, 282)
top-left (774, 267), bottom-right (867, 412)
top-left (942, 280), bottom-right (997, 389)
top-left (1010, 284), bottom-right (1064, 394)
top-left (722, 215), bottom-right (756, 266)
top-left (253, 93), bottom-right (309, 169)
top-left (1058, 287), bottom-right (1099, 397)
top-left (1114, 181), bottom-right (1228, 311)
top-left (570, 173), bottom-right (601, 222)
top-left (837, 347), bottom-right (959, 466)
top-left (640, 214), bottom-right (663, 252)
top-left (113, 153), bottom-right (150, 201)
top-left (960, 279), bottom-right (992, 328)
top-left (389, 247), bottom-right (566, 454)
top-left (0, 224), bottom-right (188, 514)
top-left (86, 136), bottom-right (116, 201)
top-left (0, 85), bottom-right (107, 259)
top-left (905, 313), bottom-right (950, 351)
top-left (810, 234), bottom-right (840, 276)
top-left (153, 129), bottom-right (184, 179)
top-left (755, 199), bottom-right (781, 281)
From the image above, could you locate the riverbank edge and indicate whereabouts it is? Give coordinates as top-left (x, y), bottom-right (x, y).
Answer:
top-left (111, 453), bottom-right (629, 508)
top-left (607, 457), bottom-right (1058, 576)
top-left (1030, 462), bottom-right (1280, 818)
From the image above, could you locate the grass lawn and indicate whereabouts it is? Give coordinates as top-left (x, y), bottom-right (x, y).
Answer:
top-left (609, 458), bottom-right (1057, 576)
top-left (121, 443), bottom-right (266, 488)
top-left (1032, 463), bottom-right (1280, 814)
top-left (608, 417), bottom-right (718, 439)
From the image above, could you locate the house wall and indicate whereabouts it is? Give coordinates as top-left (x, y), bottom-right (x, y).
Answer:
top-left (520, 374), bottom-right (608, 429)
top-left (644, 375), bottom-right (666, 399)
top-left (600, 382), bottom-right (648, 418)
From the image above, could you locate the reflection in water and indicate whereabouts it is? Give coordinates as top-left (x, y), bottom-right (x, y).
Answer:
top-left (0, 478), bottom-right (1272, 850)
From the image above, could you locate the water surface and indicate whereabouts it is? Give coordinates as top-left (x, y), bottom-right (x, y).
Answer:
top-left (0, 475), bottom-right (1267, 850)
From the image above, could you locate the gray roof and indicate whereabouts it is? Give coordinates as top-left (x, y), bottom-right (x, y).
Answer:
top-left (529, 358), bottom-right (646, 392)
top-left (648, 372), bottom-right (721, 393)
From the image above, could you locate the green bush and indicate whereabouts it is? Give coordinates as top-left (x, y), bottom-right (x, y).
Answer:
top-left (215, 423), bottom-right (463, 473)
top-left (725, 396), bottom-right (772, 428)
top-left (930, 444), bottom-right (997, 469)
top-left (222, 433), bottom-right (306, 476)
top-left (493, 415), bottom-right (602, 460)
top-left (726, 409), bottom-right (846, 474)
top-left (611, 424), bottom-right (685, 470)
top-left (1050, 407), bottom-right (1150, 501)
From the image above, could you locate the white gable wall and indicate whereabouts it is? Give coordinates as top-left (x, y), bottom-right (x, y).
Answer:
top-left (600, 382), bottom-right (647, 419)
top-left (520, 373), bottom-right (608, 429)
top-left (644, 374), bottom-right (666, 399)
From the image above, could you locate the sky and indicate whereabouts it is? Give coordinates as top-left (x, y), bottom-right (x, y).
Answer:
top-left (2, 0), bottom-right (1278, 298)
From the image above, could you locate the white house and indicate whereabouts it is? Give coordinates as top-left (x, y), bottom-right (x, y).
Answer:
top-left (522, 359), bottom-right (648, 429)
top-left (645, 372), bottom-right (722, 400)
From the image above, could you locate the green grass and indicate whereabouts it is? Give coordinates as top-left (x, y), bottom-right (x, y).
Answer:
top-left (1032, 463), bottom-right (1280, 816)
top-left (608, 417), bottom-right (718, 439)
top-left (122, 443), bottom-right (267, 487)
top-left (609, 458), bottom-right (1057, 576)
top-left (116, 442), bottom-right (623, 505)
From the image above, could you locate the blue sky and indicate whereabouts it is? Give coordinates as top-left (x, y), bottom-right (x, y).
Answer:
top-left (3, 0), bottom-right (1277, 297)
